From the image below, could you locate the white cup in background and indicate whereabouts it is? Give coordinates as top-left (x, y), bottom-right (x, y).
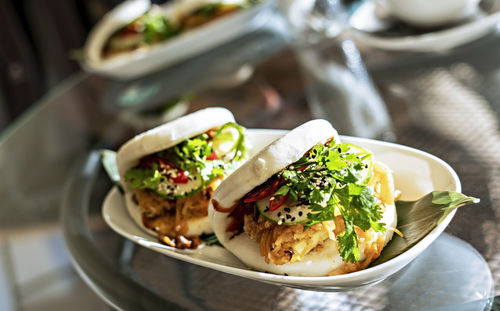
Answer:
top-left (376, 0), bottom-right (481, 28)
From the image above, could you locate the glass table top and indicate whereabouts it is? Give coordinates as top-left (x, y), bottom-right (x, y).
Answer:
top-left (2, 5), bottom-right (500, 310)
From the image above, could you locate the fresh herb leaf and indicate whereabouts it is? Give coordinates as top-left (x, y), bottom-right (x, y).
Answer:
top-left (431, 191), bottom-right (480, 222)
top-left (199, 233), bottom-right (221, 246)
top-left (337, 220), bottom-right (359, 263)
top-left (124, 121), bottom-right (247, 199)
top-left (311, 189), bottom-right (324, 203)
top-left (275, 141), bottom-right (380, 262)
top-left (125, 163), bottom-right (166, 190)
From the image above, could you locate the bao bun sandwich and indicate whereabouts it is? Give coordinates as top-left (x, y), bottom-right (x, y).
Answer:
top-left (103, 0), bottom-right (260, 59)
top-left (209, 120), bottom-right (398, 276)
top-left (117, 107), bottom-right (247, 249)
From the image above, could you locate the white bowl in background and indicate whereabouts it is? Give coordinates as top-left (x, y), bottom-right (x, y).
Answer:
top-left (81, 0), bottom-right (273, 79)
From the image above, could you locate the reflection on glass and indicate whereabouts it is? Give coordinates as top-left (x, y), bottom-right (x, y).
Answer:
top-left (279, 0), bottom-right (393, 139)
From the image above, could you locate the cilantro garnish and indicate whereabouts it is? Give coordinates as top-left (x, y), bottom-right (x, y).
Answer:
top-left (124, 122), bottom-right (247, 199)
top-left (194, 3), bottom-right (224, 17)
top-left (125, 162), bottom-right (166, 191)
top-left (275, 141), bottom-right (384, 263)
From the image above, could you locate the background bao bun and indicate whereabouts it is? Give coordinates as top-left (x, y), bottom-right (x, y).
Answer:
top-left (209, 120), bottom-right (396, 276)
top-left (117, 107), bottom-right (235, 237)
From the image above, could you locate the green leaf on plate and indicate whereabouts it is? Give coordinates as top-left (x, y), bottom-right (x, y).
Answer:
top-left (199, 233), bottom-right (221, 246)
top-left (370, 191), bottom-right (479, 266)
top-left (99, 149), bottom-right (123, 193)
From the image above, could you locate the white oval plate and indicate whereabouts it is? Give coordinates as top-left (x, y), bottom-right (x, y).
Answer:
top-left (81, 0), bottom-right (274, 79)
top-left (102, 129), bottom-right (461, 290)
top-left (349, 0), bottom-right (500, 52)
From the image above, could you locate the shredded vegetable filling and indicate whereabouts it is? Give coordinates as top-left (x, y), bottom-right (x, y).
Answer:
top-left (124, 122), bottom-right (246, 248)
top-left (227, 139), bottom-right (398, 271)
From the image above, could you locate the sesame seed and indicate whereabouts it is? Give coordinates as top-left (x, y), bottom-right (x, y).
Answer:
top-left (286, 214), bottom-right (291, 219)
top-left (284, 207), bottom-right (291, 213)
top-left (291, 217), bottom-right (296, 222)
top-left (298, 211), bottom-right (303, 216)
top-left (277, 212), bottom-right (282, 217)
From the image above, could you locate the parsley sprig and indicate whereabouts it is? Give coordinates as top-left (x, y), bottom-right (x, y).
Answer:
top-left (124, 122), bottom-right (247, 199)
top-left (274, 141), bottom-right (385, 263)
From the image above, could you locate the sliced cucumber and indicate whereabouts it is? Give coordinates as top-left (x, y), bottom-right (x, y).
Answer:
top-left (256, 197), bottom-right (310, 225)
top-left (156, 172), bottom-right (203, 199)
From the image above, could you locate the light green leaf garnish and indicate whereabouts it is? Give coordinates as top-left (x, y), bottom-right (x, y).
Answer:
top-left (370, 191), bottom-right (479, 266)
top-left (199, 233), bottom-right (221, 246)
top-left (124, 163), bottom-right (165, 191)
top-left (99, 149), bottom-right (123, 193)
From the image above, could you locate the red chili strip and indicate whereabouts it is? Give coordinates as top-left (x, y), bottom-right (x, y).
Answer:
top-left (298, 165), bottom-right (308, 171)
top-left (206, 151), bottom-right (218, 160)
top-left (171, 170), bottom-right (189, 184)
top-left (269, 193), bottom-right (289, 212)
top-left (243, 178), bottom-right (279, 203)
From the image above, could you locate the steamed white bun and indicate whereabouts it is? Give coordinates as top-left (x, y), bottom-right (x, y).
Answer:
top-left (209, 120), bottom-right (396, 276)
top-left (117, 107), bottom-right (234, 237)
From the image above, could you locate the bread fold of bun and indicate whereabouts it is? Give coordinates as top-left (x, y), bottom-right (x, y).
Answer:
top-left (209, 120), bottom-right (397, 276)
top-left (117, 107), bottom-right (239, 246)
top-left (211, 119), bottom-right (339, 209)
top-left (117, 107), bottom-right (234, 180)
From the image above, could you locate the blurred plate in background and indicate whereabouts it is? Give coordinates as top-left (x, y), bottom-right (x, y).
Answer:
top-left (81, 0), bottom-right (275, 79)
top-left (349, 0), bottom-right (500, 51)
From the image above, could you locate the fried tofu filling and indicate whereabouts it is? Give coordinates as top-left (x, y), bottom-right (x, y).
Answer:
top-left (243, 161), bottom-right (397, 272)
